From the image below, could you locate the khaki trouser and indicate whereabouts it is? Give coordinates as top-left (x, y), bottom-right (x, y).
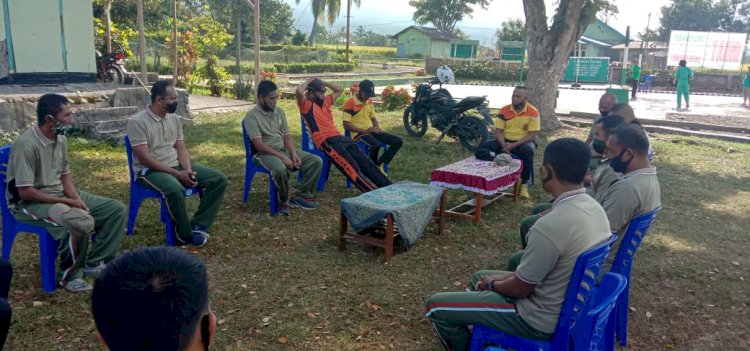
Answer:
top-left (12, 191), bottom-right (126, 284)
top-left (253, 150), bottom-right (322, 204)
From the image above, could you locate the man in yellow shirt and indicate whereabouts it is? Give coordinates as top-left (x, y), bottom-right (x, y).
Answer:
top-left (475, 86), bottom-right (540, 198)
top-left (342, 80), bottom-right (403, 168)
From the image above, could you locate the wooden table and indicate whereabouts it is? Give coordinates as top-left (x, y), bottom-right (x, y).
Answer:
top-left (430, 156), bottom-right (523, 224)
top-left (338, 188), bottom-right (447, 263)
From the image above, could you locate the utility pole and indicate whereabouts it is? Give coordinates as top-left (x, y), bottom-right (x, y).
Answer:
top-left (235, 1), bottom-right (242, 91)
top-left (346, 0), bottom-right (352, 63)
top-left (137, 0), bottom-right (147, 84)
top-left (621, 26), bottom-right (630, 86)
top-left (254, 0), bottom-right (260, 91)
top-left (641, 12), bottom-right (651, 68)
top-left (172, 0), bottom-right (178, 84)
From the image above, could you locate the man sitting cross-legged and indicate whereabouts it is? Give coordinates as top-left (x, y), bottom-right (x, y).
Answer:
top-left (244, 80), bottom-right (323, 216)
top-left (342, 79), bottom-right (403, 169)
top-left (92, 246), bottom-right (216, 351)
top-left (296, 77), bottom-right (392, 192)
top-left (425, 138), bottom-right (611, 351)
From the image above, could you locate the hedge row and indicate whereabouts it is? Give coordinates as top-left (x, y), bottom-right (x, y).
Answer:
top-left (273, 63), bottom-right (354, 74)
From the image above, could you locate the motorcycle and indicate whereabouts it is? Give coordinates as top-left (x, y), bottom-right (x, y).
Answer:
top-left (402, 79), bottom-right (493, 151)
top-left (96, 50), bottom-right (127, 84)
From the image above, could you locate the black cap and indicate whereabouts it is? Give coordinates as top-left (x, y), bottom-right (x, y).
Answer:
top-left (359, 79), bottom-right (376, 98)
top-left (307, 78), bottom-right (326, 93)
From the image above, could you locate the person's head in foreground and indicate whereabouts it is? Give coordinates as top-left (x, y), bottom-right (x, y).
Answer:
top-left (92, 247), bottom-right (215, 351)
top-left (540, 138), bottom-right (591, 194)
top-left (605, 124), bottom-right (651, 174)
top-left (593, 114), bottom-right (626, 155)
top-left (598, 93), bottom-right (617, 117)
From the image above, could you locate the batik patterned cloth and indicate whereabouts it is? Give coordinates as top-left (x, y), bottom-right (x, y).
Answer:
top-left (430, 156), bottom-right (522, 196)
top-left (340, 181), bottom-right (443, 247)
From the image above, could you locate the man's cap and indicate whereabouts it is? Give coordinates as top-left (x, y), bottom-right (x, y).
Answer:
top-left (359, 79), bottom-right (376, 98)
top-left (307, 78), bottom-right (326, 93)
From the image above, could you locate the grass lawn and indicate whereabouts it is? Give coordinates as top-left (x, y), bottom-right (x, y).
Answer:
top-left (3, 100), bottom-right (749, 350)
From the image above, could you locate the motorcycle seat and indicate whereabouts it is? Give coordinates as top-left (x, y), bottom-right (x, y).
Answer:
top-left (453, 96), bottom-right (486, 110)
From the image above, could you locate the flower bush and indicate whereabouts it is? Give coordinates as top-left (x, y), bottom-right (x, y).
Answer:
top-left (380, 85), bottom-right (411, 111)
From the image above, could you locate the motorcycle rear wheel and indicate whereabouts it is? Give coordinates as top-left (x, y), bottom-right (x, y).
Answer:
top-left (106, 66), bottom-right (124, 85)
top-left (457, 116), bottom-right (489, 152)
top-left (403, 104), bottom-right (428, 137)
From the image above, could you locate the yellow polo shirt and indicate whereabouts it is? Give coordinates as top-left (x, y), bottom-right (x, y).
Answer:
top-left (342, 96), bottom-right (375, 137)
top-left (495, 103), bottom-right (541, 141)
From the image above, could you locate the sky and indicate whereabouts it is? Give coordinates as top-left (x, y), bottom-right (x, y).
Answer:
top-left (283, 0), bottom-right (673, 46)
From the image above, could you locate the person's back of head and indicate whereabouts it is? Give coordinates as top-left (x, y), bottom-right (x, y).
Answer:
top-left (597, 114), bottom-right (625, 135)
top-left (611, 103), bottom-right (635, 122)
top-left (92, 247), bottom-right (214, 351)
top-left (542, 138), bottom-right (591, 186)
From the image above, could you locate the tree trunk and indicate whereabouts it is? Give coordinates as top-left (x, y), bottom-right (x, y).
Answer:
top-left (137, 0), bottom-right (147, 83)
top-left (104, 0), bottom-right (112, 53)
top-left (253, 0), bottom-right (260, 91)
top-left (308, 19), bottom-right (318, 46)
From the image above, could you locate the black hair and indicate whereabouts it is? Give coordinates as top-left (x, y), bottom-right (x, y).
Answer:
top-left (612, 124), bottom-right (650, 156)
top-left (542, 138), bottom-right (590, 184)
top-left (92, 247), bottom-right (209, 351)
top-left (257, 80), bottom-right (278, 98)
top-left (36, 94), bottom-right (70, 125)
top-left (151, 80), bottom-right (173, 103)
top-left (679, 59), bottom-right (687, 67)
top-left (514, 86), bottom-right (528, 91)
top-left (595, 114), bottom-right (625, 135)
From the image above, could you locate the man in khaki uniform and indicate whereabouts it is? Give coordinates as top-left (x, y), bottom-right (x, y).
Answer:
top-left (6, 94), bottom-right (126, 292)
top-left (243, 81), bottom-right (322, 215)
top-left (601, 123), bottom-right (661, 269)
top-left (587, 114), bottom-right (624, 203)
top-left (424, 138), bottom-right (611, 351)
top-left (127, 80), bottom-right (227, 247)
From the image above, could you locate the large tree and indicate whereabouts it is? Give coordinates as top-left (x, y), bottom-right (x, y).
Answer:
top-left (656, 0), bottom-right (750, 41)
top-left (495, 18), bottom-right (525, 47)
top-left (208, 0), bottom-right (294, 44)
top-left (522, 0), bottom-right (616, 131)
top-left (409, 0), bottom-right (491, 32)
top-left (295, 0), bottom-right (362, 46)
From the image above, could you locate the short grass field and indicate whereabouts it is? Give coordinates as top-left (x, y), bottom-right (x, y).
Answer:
top-left (3, 100), bottom-right (749, 350)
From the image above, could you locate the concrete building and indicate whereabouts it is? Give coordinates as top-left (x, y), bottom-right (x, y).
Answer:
top-left (1, 0), bottom-right (96, 84)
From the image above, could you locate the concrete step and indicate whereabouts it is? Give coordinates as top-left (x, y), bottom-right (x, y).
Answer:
top-left (93, 119), bottom-right (129, 133)
top-left (75, 106), bottom-right (139, 123)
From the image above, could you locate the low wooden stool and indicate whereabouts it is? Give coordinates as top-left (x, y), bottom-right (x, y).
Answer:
top-left (339, 187), bottom-right (447, 263)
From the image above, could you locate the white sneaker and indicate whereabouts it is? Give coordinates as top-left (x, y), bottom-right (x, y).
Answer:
top-left (64, 278), bottom-right (93, 293)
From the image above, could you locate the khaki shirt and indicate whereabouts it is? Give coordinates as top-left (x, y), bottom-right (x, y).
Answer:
top-left (602, 167), bottom-right (661, 235)
top-left (126, 108), bottom-right (184, 174)
top-left (587, 159), bottom-right (620, 203)
top-left (243, 105), bottom-right (290, 153)
top-left (6, 126), bottom-right (70, 208)
top-left (515, 188), bottom-right (611, 333)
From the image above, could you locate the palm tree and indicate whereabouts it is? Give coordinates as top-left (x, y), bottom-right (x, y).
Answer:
top-left (296, 0), bottom-right (361, 46)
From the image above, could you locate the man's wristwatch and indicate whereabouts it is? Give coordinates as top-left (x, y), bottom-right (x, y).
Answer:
top-left (486, 279), bottom-right (495, 292)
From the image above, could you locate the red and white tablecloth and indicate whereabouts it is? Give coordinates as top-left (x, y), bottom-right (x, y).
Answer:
top-left (430, 156), bottom-right (523, 196)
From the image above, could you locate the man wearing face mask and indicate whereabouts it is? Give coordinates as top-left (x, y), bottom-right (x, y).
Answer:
top-left (127, 80), bottom-right (227, 247)
top-left (610, 103), bottom-right (654, 161)
top-left (425, 138), bottom-right (610, 351)
top-left (586, 114), bottom-right (625, 203)
top-left (585, 93), bottom-right (617, 158)
top-left (475, 86), bottom-right (539, 199)
top-left (600, 124), bottom-right (661, 269)
top-left (296, 77), bottom-right (392, 192)
top-left (5, 94), bottom-right (126, 292)
top-left (244, 80), bottom-right (322, 215)
top-left (92, 246), bottom-right (216, 351)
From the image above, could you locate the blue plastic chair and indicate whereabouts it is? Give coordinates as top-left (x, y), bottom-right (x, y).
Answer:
top-left (604, 207), bottom-right (662, 350)
top-left (574, 273), bottom-right (629, 351)
top-left (241, 122), bottom-right (278, 216)
top-left (0, 145), bottom-right (58, 293)
top-left (638, 75), bottom-right (653, 93)
top-left (124, 135), bottom-right (203, 246)
top-left (469, 234), bottom-right (618, 351)
top-left (343, 129), bottom-right (388, 189)
top-left (299, 117), bottom-right (332, 192)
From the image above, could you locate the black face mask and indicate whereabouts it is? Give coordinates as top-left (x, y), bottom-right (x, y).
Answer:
top-left (260, 100), bottom-right (274, 112)
top-left (540, 165), bottom-right (553, 188)
top-left (201, 314), bottom-right (211, 351)
top-left (609, 149), bottom-right (632, 173)
top-left (592, 139), bottom-right (607, 154)
top-left (312, 94), bottom-right (325, 106)
top-left (165, 101), bottom-right (179, 114)
top-left (600, 109), bottom-right (610, 117)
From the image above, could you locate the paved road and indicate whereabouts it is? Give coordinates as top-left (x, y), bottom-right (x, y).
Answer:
top-left (376, 84), bottom-right (750, 122)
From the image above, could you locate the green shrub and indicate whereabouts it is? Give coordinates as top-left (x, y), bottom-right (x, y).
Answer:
top-left (450, 61), bottom-right (525, 82)
top-left (379, 85), bottom-right (411, 111)
top-left (273, 63), bottom-right (354, 74)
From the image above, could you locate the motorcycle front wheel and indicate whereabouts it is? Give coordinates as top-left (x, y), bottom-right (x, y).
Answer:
top-left (403, 104), bottom-right (428, 137)
top-left (456, 116), bottom-right (489, 152)
top-left (106, 66), bottom-right (125, 85)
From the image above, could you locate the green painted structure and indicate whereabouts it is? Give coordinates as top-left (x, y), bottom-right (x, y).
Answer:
top-left (1, 0), bottom-right (96, 84)
top-left (394, 26), bottom-right (479, 59)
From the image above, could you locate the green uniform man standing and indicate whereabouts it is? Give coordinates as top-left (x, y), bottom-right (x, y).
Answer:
top-left (630, 60), bottom-right (641, 100)
top-left (6, 94), bottom-right (126, 292)
top-left (674, 59), bottom-right (693, 109)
